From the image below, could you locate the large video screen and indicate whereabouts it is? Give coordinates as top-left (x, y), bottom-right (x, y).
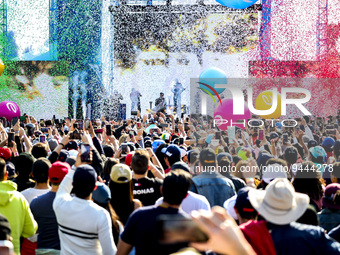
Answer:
top-left (0, 61), bottom-right (69, 119)
top-left (111, 10), bottom-right (258, 117)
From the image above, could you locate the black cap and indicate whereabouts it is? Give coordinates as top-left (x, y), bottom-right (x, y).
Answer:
top-left (73, 165), bottom-right (97, 197)
top-left (199, 148), bottom-right (216, 166)
top-left (234, 187), bottom-right (257, 218)
top-left (284, 146), bottom-right (298, 164)
top-left (270, 132), bottom-right (279, 140)
top-left (307, 140), bottom-right (318, 149)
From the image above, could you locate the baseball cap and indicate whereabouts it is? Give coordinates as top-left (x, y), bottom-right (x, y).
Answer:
top-left (270, 132), bottom-right (279, 140)
top-left (0, 147), bottom-right (12, 160)
top-left (5, 162), bottom-right (16, 178)
top-left (152, 140), bottom-right (165, 152)
top-left (162, 144), bottom-right (181, 162)
top-left (217, 152), bottom-right (233, 165)
top-left (49, 161), bottom-right (70, 183)
top-left (307, 140), bottom-right (318, 149)
top-left (234, 187), bottom-right (257, 216)
top-left (322, 137), bottom-right (335, 151)
top-left (171, 161), bottom-right (190, 174)
top-left (65, 141), bottom-right (78, 151)
top-left (92, 182), bottom-right (111, 204)
top-left (110, 164), bottom-right (132, 183)
top-left (161, 133), bottom-right (171, 143)
top-left (73, 165), bottom-right (97, 197)
top-left (309, 146), bottom-right (327, 162)
top-left (125, 152), bottom-right (135, 167)
top-left (284, 147), bottom-right (298, 164)
top-left (199, 148), bottom-right (216, 166)
top-left (322, 183), bottom-right (340, 210)
top-left (257, 151), bottom-right (273, 167)
top-left (65, 156), bottom-right (76, 167)
top-left (58, 149), bottom-right (69, 162)
top-left (179, 148), bottom-right (187, 158)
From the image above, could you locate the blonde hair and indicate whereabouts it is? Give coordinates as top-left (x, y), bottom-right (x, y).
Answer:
top-left (118, 134), bottom-right (128, 145)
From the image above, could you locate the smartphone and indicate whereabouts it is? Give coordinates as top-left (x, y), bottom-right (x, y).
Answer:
top-left (335, 123), bottom-right (338, 129)
top-left (129, 131), bottom-right (134, 138)
top-left (80, 144), bottom-right (92, 162)
top-left (227, 126), bottom-right (236, 142)
top-left (41, 127), bottom-right (49, 133)
top-left (106, 125), bottom-right (112, 136)
top-left (12, 117), bottom-right (18, 126)
top-left (326, 125), bottom-right (334, 130)
top-left (179, 137), bottom-right (184, 145)
top-left (148, 114), bottom-right (151, 119)
top-left (19, 116), bottom-right (26, 122)
top-left (283, 133), bottom-right (288, 143)
top-left (258, 129), bottom-right (264, 140)
top-left (137, 122), bottom-right (141, 128)
top-left (113, 125), bottom-right (119, 128)
top-left (161, 123), bottom-right (168, 128)
top-left (39, 135), bottom-right (46, 143)
top-left (175, 126), bottom-right (179, 133)
top-left (78, 121), bottom-right (83, 130)
top-left (85, 119), bottom-right (90, 130)
top-left (215, 131), bottom-right (221, 140)
top-left (157, 214), bottom-right (209, 244)
top-left (8, 132), bottom-right (14, 146)
top-left (121, 143), bottom-right (128, 156)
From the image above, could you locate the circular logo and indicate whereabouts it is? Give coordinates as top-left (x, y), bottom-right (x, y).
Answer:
top-left (6, 102), bottom-right (17, 113)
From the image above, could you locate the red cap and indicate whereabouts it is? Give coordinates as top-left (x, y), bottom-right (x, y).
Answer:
top-left (125, 152), bottom-right (135, 167)
top-left (0, 147), bottom-right (12, 160)
top-left (49, 162), bottom-right (70, 183)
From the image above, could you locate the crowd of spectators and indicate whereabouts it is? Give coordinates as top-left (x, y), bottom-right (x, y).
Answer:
top-left (1, 112), bottom-right (340, 254)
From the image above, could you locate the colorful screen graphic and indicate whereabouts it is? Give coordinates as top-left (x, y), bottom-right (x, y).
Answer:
top-left (0, 61), bottom-right (69, 119)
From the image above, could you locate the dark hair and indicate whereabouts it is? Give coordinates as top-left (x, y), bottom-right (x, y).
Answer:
top-left (102, 158), bottom-right (119, 177)
top-left (188, 151), bottom-right (199, 164)
top-left (155, 143), bottom-right (168, 170)
top-left (292, 161), bottom-right (324, 203)
top-left (162, 170), bottom-right (192, 205)
top-left (31, 143), bottom-right (48, 159)
top-left (93, 201), bottom-right (120, 245)
top-left (165, 155), bottom-right (180, 167)
top-left (219, 157), bottom-right (231, 168)
top-left (73, 186), bottom-right (94, 199)
top-left (0, 158), bottom-right (6, 181)
top-left (109, 180), bottom-right (135, 225)
top-left (131, 150), bottom-right (149, 175)
top-left (32, 158), bottom-right (51, 183)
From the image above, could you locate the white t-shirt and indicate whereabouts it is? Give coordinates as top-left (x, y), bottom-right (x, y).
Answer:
top-left (155, 191), bottom-right (211, 214)
top-left (21, 188), bottom-right (51, 204)
top-left (21, 187), bottom-right (51, 242)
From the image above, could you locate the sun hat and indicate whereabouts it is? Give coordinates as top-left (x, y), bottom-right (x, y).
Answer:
top-left (248, 178), bottom-right (309, 225)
